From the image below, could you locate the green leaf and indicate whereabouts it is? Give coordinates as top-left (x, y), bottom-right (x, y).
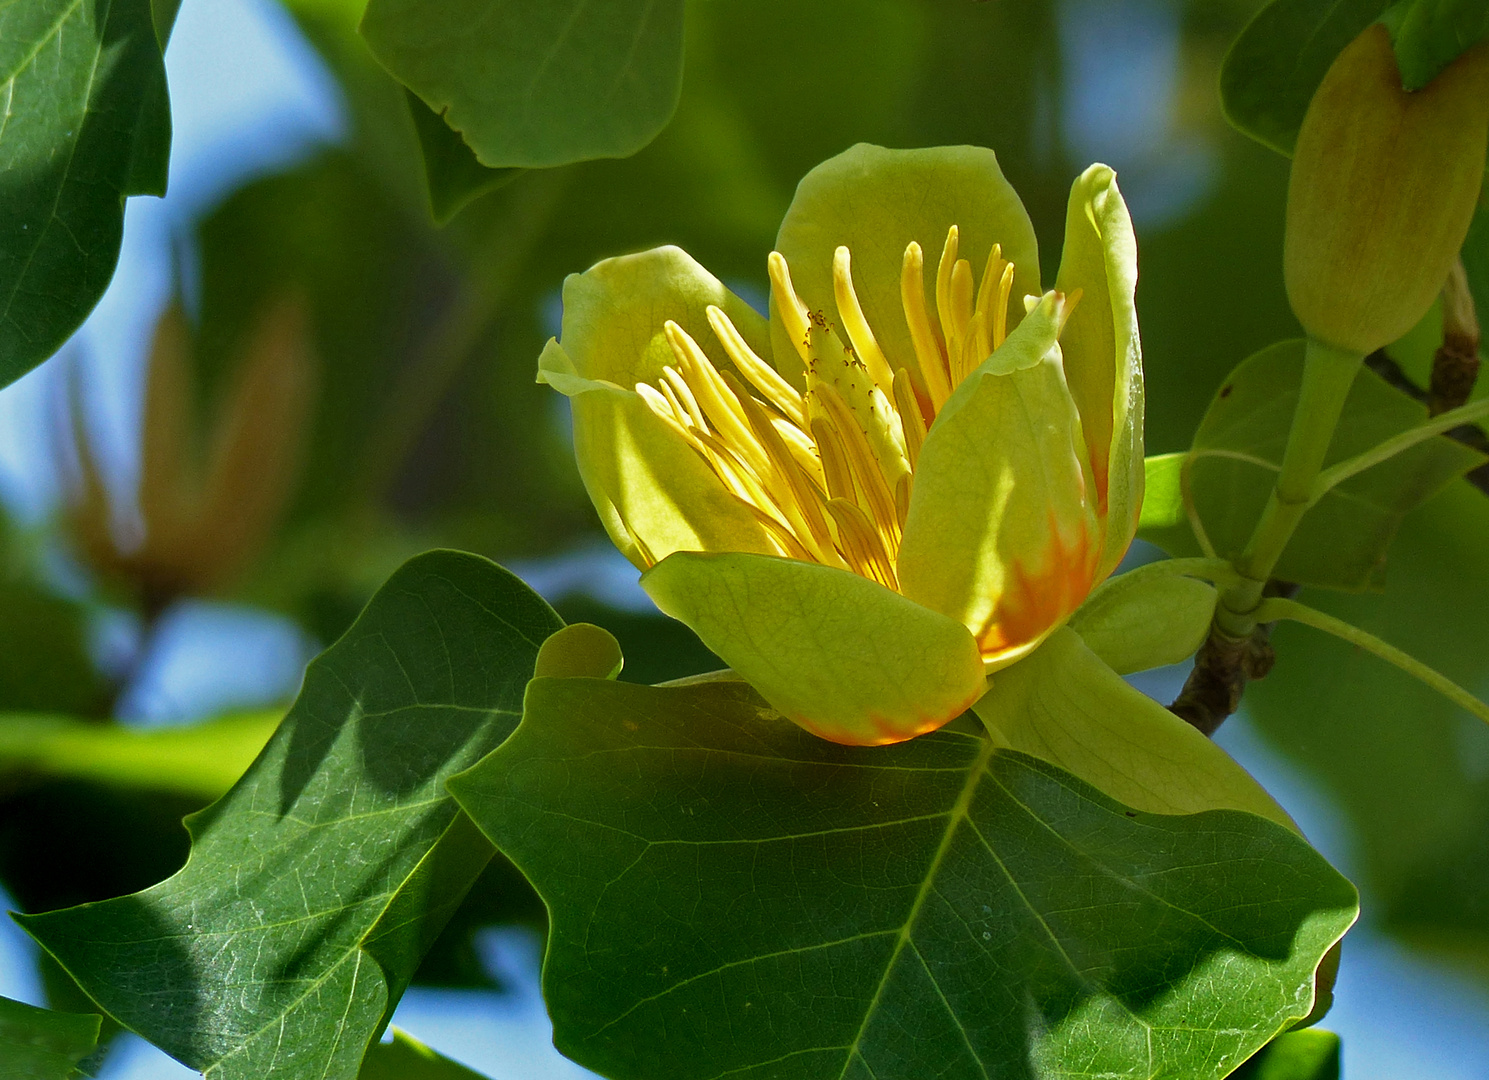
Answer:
top-left (1384, 0), bottom-right (1489, 88)
top-left (1232, 1028), bottom-right (1341, 1080)
top-left (0, 0), bottom-right (172, 387)
top-left (359, 0), bottom-right (686, 169)
top-left (1219, 0), bottom-right (1386, 156)
top-left (451, 677), bottom-right (1357, 1080)
top-left (403, 89), bottom-right (519, 225)
top-left (1140, 339), bottom-right (1484, 590)
top-left (358, 1028), bottom-right (490, 1080)
top-left (0, 711), bottom-right (279, 801)
top-left (0, 995), bottom-right (101, 1080)
top-left (18, 551), bottom-right (562, 1080)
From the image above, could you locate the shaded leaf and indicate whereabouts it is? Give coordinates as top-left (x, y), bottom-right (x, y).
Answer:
top-left (0, 994), bottom-right (101, 1080)
top-left (358, 1028), bottom-right (490, 1080)
top-left (19, 552), bottom-right (561, 1080)
top-left (360, 0), bottom-right (685, 169)
top-left (1384, 0), bottom-right (1489, 88)
top-left (404, 89), bottom-right (519, 225)
top-left (0, 0), bottom-right (172, 386)
top-left (1139, 339), bottom-right (1484, 590)
top-left (1232, 1028), bottom-right (1340, 1079)
top-left (0, 711), bottom-right (279, 802)
top-left (1219, 0), bottom-right (1386, 156)
top-left (452, 677), bottom-right (1357, 1080)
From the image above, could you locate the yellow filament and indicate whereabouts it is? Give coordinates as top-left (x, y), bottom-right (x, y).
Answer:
top-left (832, 247), bottom-right (896, 396)
top-left (768, 252), bottom-right (812, 368)
top-left (813, 381), bottom-right (901, 550)
top-left (891, 368), bottom-right (926, 471)
top-left (935, 225), bottom-right (960, 349)
top-left (948, 259), bottom-right (975, 349)
top-left (901, 241), bottom-right (954, 409)
top-left (706, 305), bottom-right (807, 429)
top-left (991, 262), bottom-right (1014, 349)
top-left (826, 498), bottom-right (898, 590)
top-left (665, 321), bottom-right (770, 478)
top-left (810, 416), bottom-right (856, 503)
top-left (661, 365), bottom-right (705, 430)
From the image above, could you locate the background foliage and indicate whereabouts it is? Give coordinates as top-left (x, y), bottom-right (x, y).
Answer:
top-left (1, 0), bottom-right (1487, 1077)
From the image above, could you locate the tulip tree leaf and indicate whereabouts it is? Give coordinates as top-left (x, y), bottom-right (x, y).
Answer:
top-left (1139, 339), bottom-right (1484, 591)
top-left (19, 552), bottom-right (562, 1080)
top-left (0, 995), bottom-right (101, 1080)
top-left (358, 1028), bottom-right (491, 1080)
top-left (1382, 0), bottom-right (1489, 88)
top-left (451, 677), bottom-right (1357, 1080)
top-left (403, 89), bottom-right (519, 225)
top-left (0, 0), bottom-right (172, 387)
top-left (360, 0), bottom-right (685, 169)
top-left (1232, 1029), bottom-right (1341, 1080)
top-left (1219, 0), bottom-right (1387, 156)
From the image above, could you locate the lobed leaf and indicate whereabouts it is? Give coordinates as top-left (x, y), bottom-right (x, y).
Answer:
top-left (1139, 340), bottom-right (1484, 590)
top-left (452, 676), bottom-right (1357, 1080)
top-left (0, 0), bottom-right (172, 386)
top-left (18, 552), bottom-right (561, 1080)
top-left (1384, 0), bottom-right (1489, 88)
top-left (360, 0), bottom-right (685, 170)
top-left (358, 1027), bottom-right (491, 1079)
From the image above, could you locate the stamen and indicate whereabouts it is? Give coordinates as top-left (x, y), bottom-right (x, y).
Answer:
top-left (832, 247), bottom-right (895, 396)
top-left (894, 472), bottom-right (912, 531)
top-left (948, 258), bottom-right (975, 348)
top-left (723, 371), bottom-right (841, 566)
top-left (657, 377), bottom-right (691, 428)
top-left (771, 418), bottom-right (826, 490)
top-left (935, 226), bottom-right (960, 351)
top-left (768, 252), bottom-right (812, 368)
top-left (743, 501), bottom-right (816, 562)
top-left (826, 498), bottom-right (899, 590)
top-left (992, 262), bottom-right (1015, 349)
top-left (813, 382), bottom-right (901, 550)
top-left (974, 243), bottom-right (1006, 322)
top-left (662, 365), bottom-right (705, 430)
top-left (810, 416), bottom-right (856, 503)
top-left (891, 368), bottom-right (926, 470)
top-left (665, 321), bottom-right (770, 479)
top-left (706, 305), bottom-right (807, 429)
top-left (901, 241), bottom-right (954, 409)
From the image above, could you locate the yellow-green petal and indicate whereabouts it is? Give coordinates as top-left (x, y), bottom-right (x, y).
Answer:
top-left (772, 143), bottom-right (1041, 385)
top-left (540, 341), bottom-right (775, 568)
top-left (1054, 164), bottom-right (1144, 578)
top-left (973, 627), bottom-right (1294, 829)
top-left (552, 244), bottom-right (772, 388)
top-left (641, 551), bottom-right (987, 746)
top-left (898, 297), bottom-right (1100, 664)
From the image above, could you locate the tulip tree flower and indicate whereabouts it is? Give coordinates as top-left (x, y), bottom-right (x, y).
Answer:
top-left (539, 144), bottom-right (1142, 746)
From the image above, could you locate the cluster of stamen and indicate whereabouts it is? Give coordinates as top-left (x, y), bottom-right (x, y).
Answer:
top-left (634, 226), bottom-right (1028, 590)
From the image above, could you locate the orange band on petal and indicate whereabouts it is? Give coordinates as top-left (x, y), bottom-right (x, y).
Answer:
top-left (977, 511), bottom-right (1100, 659)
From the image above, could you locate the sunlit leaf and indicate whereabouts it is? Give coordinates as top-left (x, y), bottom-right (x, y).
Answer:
top-left (0, 712), bottom-right (279, 801)
top-left (1140, 339), bottom-right (1484, 590)
top-left (360, 0), bottom-right (685, 169)
top-left (452, 677), bottom-right (1357, 1080)
top-left (358, 1028), bottom-right (490, 1080)
top-left (0, 994), bottom-right (100, 1080)
top-left (19, 552), bottom-right (561, 1080)
top-left (1232, 1028), bottom-right (1340, 1079)
top-left (0, 0), bottom-right (171, 386)
top-left (1220, 0), bottom-right (1386, 156)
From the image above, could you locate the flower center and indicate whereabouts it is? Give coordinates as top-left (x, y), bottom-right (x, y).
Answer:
top-left (635, 226), bottom-right (1045, 589)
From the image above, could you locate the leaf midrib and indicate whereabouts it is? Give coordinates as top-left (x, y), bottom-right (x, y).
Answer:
top-left (833, 734), bottom-right (998, 1080)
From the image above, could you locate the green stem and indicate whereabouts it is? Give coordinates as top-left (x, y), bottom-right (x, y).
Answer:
top-left (1310, 396), bottom-right (1489, 501)
top-left (1215, 339), bottom-right (1363, 636)
top-left (1256, 597), bottom-right (1489, 726)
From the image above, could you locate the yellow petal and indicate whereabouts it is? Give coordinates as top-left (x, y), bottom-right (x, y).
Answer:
top-left (1054, 164), bottom-right (1144, 579)
top-left (641, 551), bottom-right (987, 746)
top-left (540, 340), bottom-right (775, 568)
top-left (772, 144), bottom-right (1041, 387)
top-left (897, 296), bottom-right (1100, 665)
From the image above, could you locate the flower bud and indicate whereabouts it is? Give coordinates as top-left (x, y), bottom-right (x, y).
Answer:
top-left (1284, 24), bottom-right (1489, 355)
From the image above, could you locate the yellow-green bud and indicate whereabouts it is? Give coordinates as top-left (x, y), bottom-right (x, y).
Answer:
top-left (1284, 24), bottom-right (1489, 355)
